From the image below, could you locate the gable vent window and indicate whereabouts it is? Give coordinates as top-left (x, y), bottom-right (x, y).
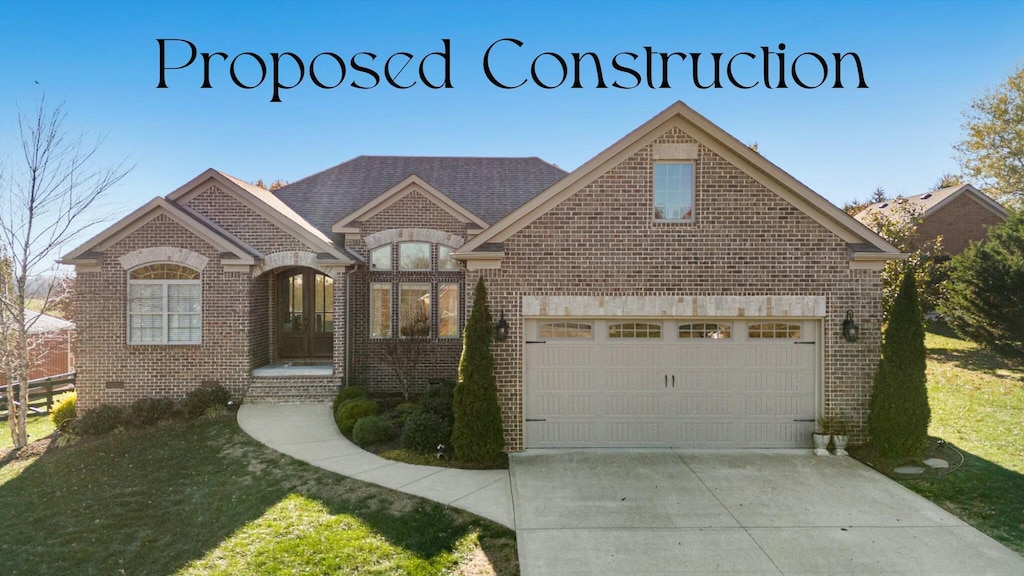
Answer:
top-left (653, 162), bottom-right (694, 222)
top-left (748, 323), bottom-right (801, 339)
top-left (609, 322), bottom-right (662, 339)
top-left (128, 263), bottom-right (201, 345)
top-left (678, 322), bottom-right (732, 339)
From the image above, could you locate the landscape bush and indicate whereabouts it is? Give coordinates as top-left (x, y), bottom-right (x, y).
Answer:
top-left (939, 208), bottom-right (1024, 357)
top-left (73, 404), bottom-right (126, 436)
top-left (335, 398), bottom-right (378, 434)
top-left (332, 385), bottom-right (369, 414)
top-left (401, 410), bottom-right (451, 454)
top-left (393, 402), bottom-right (419, 423)
top-left (50, 393), bottom-right (77, 431)
top-left (352, 415), bottom-right (395, 446)
top-left (128, 397), bottom-right (180, 428)
top-left (419, 379), bottom-right (455, 426)
top-left (183, 384), bottom-right (232, 419)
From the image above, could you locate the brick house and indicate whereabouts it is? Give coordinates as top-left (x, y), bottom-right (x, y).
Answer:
top-left (62, 102), bottom-right (901, 450)
top-left (855, 184), bottom-right (1007, 255)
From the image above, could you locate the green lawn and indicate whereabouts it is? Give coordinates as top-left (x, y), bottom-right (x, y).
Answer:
top-left (0, 413), bottom-right (57, 450)
top-left (0, 392), bottom-right (74, 450)
top-left (0, 417), bottom-right (517, 575)
top-left (901, 327), bottom-right (1024, 554)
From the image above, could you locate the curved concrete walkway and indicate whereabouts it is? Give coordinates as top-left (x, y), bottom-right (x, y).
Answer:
top-left (238, 403), bottom-right (514, 528)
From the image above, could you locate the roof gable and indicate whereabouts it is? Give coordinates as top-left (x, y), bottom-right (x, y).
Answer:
top-left (855, 184), bottom-right (1007, 222)
top-left (332, 175), bottom-right (488, 232)
top-left (60, 197), bottom-right (255, 266)
top-left (460, 101), bottom-right (901, 257)
top-left (167, 169), bottom-right (353, 264)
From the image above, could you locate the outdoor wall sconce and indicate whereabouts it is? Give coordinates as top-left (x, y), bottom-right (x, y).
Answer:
top-left (842, 310), bottom-right (860, 343)
top-left (495, 311), bottom-right (509, 342)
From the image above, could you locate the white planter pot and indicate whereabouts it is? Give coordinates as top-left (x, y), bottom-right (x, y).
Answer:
top-left (832, 434), bottom-right (849, 456)
top-left (812, 433), bottom-right (831, 456)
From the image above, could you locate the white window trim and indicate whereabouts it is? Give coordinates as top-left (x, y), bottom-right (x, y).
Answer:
top-left (126, 273), bottom-right (202, 346)
top-left (653, 160), bottom-right (695, 223)
top-left (369, 282), bottom-right (392, 339)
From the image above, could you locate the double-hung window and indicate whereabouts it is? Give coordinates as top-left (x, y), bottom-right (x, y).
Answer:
top-left (654, 162), bottom-right (694, 221)
top-left (128, 263), bottom-right (201, 344)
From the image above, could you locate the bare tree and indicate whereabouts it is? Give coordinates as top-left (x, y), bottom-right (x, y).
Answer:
top-left (0, 96), bottom-right (130, 448)
top-left (381, 301), bottom-right (431, 401)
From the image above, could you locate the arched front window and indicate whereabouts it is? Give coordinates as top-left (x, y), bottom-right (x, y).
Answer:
top-left (128, 263), bottom-right (202, 344)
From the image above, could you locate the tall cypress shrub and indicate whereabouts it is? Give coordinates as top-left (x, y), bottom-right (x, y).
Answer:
top-left (868, 267), bottom-right (931, 458)
top-left (452, 277), bottom-right (505, 462)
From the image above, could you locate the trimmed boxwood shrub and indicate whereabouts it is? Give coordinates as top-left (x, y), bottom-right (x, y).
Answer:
top-left (184, 384), bottom-right (231, 419)
top-left (402, 411), bottom-right (451, 454)
top-left (332, 385), bottom-right (369, 414)
top-left (393, 402), bottom-right (419, 423)
top-left (352, 415), bottom-right (394, 446)
top-left (335, 398), bottom-right (378, 434)
top-left (73, 404), bottom-right (126, 436)
top-left (128, 397), bottom-right (180, 428)
top-left (50, 392), bottom-right (77, 431)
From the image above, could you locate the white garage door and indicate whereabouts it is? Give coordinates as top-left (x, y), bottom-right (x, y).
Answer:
top-left (523, 318), bottom-right (819, 448)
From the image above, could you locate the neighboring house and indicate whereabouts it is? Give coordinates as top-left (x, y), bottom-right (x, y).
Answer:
top-left (0, 311), bottom-right (75, 384)
top-left (62, 102), bottom-right (902, 450)
top-left (855, 184), bottom-right (1007, 255)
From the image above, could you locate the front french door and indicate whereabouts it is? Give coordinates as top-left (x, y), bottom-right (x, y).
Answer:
top-left (278, 269), bottom-right (334, 359)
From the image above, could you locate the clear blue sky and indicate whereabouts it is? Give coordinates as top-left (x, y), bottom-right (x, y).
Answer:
top-left (2, 0), bottom-right (1023, 236)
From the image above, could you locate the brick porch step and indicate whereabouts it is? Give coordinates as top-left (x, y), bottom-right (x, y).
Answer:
top-left (244, 377), bottom-right (340, 404)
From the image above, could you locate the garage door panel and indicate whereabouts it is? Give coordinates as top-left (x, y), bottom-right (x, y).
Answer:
top-left (671, 393), bottom-right (736, 417)
top-left (527, 421), bottom-right (600, 447)
top-left (524, 318), bottom-right (819, 449)
top-left (607, 421), bottom-right (665, 445)
top-left (535, 393), bottom-right (596, 418)
top-left (608, 369), bottom-right (664, 392)
top-left (675, 370), bottom-right (736, 392)
top-left (607, 393), bottom-right (665, 417)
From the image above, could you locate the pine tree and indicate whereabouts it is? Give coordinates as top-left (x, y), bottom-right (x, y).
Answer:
top-left (451, 277), bottom-right (504, 462)
top-left (867, 268), bottom-right (931, 458)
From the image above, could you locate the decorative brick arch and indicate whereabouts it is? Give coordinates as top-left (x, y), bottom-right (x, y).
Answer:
top-left (252, 251), bottom-right (342, 277)
top-left (118, 246), bottom-right (209, 271)
top-left (363, 228), bottom-right (465, 250)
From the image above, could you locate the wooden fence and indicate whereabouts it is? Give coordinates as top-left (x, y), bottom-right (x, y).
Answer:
top-left (0, 372), bottom-right (76, 418)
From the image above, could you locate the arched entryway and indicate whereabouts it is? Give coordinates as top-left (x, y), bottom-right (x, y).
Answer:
top-left (277, 267), bottom-right (334, 359)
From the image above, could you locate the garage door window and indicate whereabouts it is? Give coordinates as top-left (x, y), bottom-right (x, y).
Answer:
top-left (539, 321), bottom-right (593, 339)
top-left (678, 322), bottom-right (731, 339)
top-left (748, 323), bottom-right (801, 339)
top-left (608, 322), bottom-right (662, 339)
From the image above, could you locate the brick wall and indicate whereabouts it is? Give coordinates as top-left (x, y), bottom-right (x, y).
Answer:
top-left (915, 193), bottom-right (1004, 255)
top-left (471, 126), bottom-right (884, 451)
top-left (185, 185), bottom-right (311, 254)
top-left (346, 190), bottom-right (469, 392)
top-left (75, 214), bottom-right (252, 408)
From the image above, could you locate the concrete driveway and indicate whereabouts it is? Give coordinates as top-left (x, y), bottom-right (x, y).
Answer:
top-left (510, 449), bottom-right (1024, 575)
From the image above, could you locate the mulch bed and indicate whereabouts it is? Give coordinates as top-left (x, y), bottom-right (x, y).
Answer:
top-left (0, 435), bottom-right (54, 467)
